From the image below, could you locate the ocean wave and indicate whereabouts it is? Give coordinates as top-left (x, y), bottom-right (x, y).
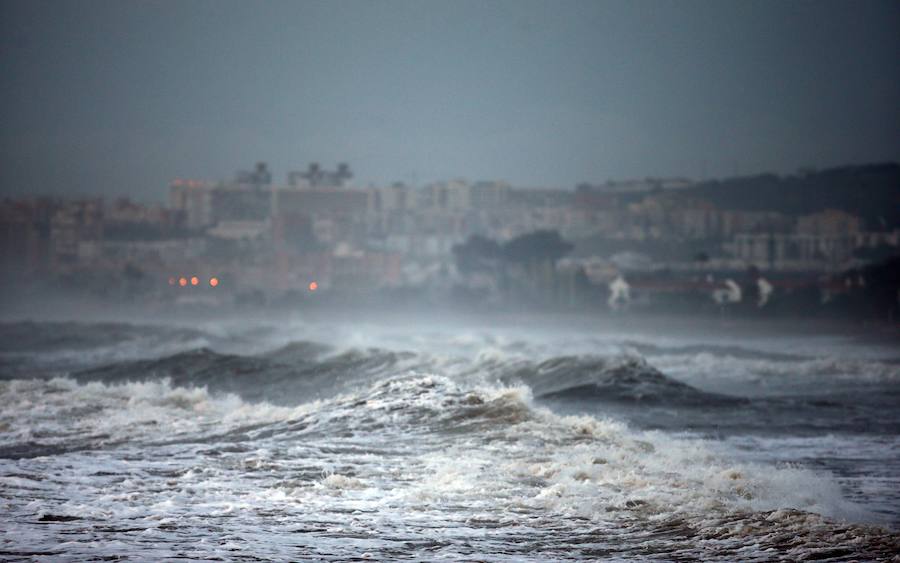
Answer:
top-left (0, 321), bottom-right (214, 378)
top-left (61, 339), bottom-right (899, 440)
top-left (497, 355), bottom-right (743, 406)
top-left (73, 343), bottom-right (424, 405)
top-left (1, 372), bottom-right (896, 559)
top-left (0, 376), bottom-right (305, 457)
top-left (653, 351), bottom-right (900, 388)
top-left (70, 344), bottom-right (743, 410)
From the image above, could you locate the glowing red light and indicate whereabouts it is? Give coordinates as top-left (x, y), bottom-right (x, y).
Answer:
top-left (179, 277), bottom-right (188, 287)
top-left (308, 281), bottom-right (318, 291)
top-left (209, 277), bottom-right (219, 287)
top-left (190, 276), bottom-right (199, 286)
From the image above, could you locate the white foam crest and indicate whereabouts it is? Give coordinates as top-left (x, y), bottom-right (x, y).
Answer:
top-left (531, 411), bottom-right (869, 524)
top-left (2, 371), bottom-right (893, 560)
top-left (379, 377), bottom-right (874, 528)
top-left (0, 372), bottom-right (877, 529)
top-left (0, 376), bottom-right (307, 446)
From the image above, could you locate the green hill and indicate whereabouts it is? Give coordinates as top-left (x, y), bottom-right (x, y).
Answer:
top-left (680, 163), bottom-right (900, 229)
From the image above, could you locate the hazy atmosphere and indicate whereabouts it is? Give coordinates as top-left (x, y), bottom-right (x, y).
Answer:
top-left (1, 1), bottom-right (899, 561)
top-left (2, 0), bottom-right (899, 197)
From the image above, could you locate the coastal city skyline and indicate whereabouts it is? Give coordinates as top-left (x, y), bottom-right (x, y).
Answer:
top-left (2, 157), bottom-right (897, 321)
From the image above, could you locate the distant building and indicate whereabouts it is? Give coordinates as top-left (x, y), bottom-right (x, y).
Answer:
top-left (272, 186), bottom-right (368, 246)
top-left (507, 187), bottom-right (573, 208)
top-left (730, 210), bottom-right (876, 271)
top-left (0, 198), bottom-right (55, 278)
top-left (169, 180), bottom-right (212, 230)
top-left (207, 220), bottom-right (269, 241)
top-left (287, 163), bottom-right (353, 188)
top-left (169, 162), bottom-right (298, 229)
top-left (470, 181), bottom-right (511, 210)
top-left (273, 186), bottom-right (367, 217)
top-left (77, 238), bottom-right (206, 269)
top-left (49, 200), bottom-right (103, 270)
top-left (418, 180), bottom-right (472, 212)
top-left (797, 209), bottom-right (861, 236)
top-left (732, 233), bottom-right (858, 271)
top-left (235, 162), bottom-right (273, 187)
top-left (171, 177), bottom-right (273, 230)
top-left (209, 184), bottom-right (272, 224)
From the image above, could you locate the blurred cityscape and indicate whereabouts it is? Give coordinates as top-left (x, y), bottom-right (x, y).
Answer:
top-left (2, 161), bottom-right (899, 320)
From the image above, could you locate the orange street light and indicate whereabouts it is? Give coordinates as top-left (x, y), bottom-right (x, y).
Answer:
top-left (209, 277), bottom-right (219, 287)
top-left (179, 277), bottom-right (188, 287)
top-left (190, 276), bottom-right (199, 286)
top-left (308, 281), bottom-right (318, 291)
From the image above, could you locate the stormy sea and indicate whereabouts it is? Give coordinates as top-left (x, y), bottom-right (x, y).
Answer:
top-left (1, 314), bottom-right (898, 561)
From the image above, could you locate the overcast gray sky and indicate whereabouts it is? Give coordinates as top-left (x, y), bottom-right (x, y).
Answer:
top-left (1, 0), bottom-right (898, 200)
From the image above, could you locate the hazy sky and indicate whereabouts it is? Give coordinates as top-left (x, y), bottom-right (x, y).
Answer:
top-left (1, 0), bottom-right (898, 199)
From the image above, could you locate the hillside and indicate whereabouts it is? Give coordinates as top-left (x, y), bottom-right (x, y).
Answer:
top-left (679, 163), bottom-right (900, 229)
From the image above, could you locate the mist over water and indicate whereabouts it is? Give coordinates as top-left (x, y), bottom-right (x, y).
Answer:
top-left (1, 313), bottom-right (898, 560)
top-left (2, 0), bottom-right (899, 558)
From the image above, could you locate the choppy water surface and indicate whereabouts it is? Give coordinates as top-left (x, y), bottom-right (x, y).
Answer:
top-left (1, 317), bottom-right (898, 561)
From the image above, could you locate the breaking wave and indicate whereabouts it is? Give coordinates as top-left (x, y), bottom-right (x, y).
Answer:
top-left (2, 320), bottom-right (899, 559)
top-left (0, 373), bottom-right (896, 560)
top-left (69, 345), bottom-right (741, 409)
